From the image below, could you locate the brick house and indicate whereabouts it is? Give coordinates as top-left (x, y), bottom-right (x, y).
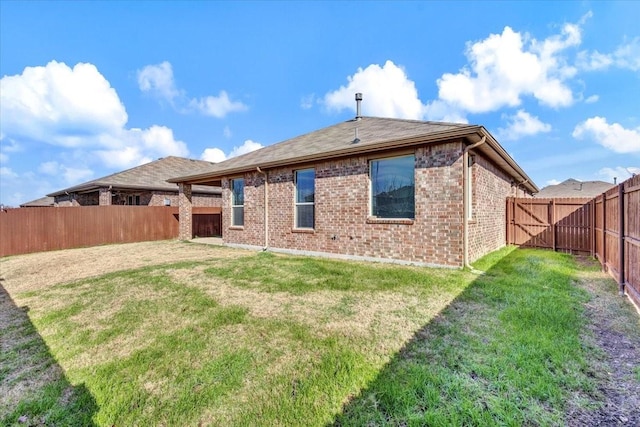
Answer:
top-left (47, 156), bottom-right (223, 237)
top-left (170, 114), bottom-right (538, 268)
top-left (48, 156), bottom-right (221, 208)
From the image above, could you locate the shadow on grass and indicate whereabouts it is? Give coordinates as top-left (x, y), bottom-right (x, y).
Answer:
top-left (0, 281), bottom-right (98, 426)
top-left (331, 248), bottom-right (594, 426)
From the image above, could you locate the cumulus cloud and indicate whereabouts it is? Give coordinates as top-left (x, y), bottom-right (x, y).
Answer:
top-left (0, 166), bottom-right (18, 179)
top-left (573, 117), bottom-right (640, 153)
top-left (201, 148), bottom-right (227, 163)
top-left (137, 61), bottom-right (181, 102)
top-left (138, 61), bottom-right (248, 118)
top-left (578, 37), bottom-right (640, 72)
top-left (190, 91), bottom-right (248, 118)
top-left (437, 22), bottom-right (581, 113)
top-left (0, 60), bottom-right (190, 181)
top-left (497, 110), bottom-right (551, 141)
top-left (38, 161), bottom-right (94, 184)
top-left (597, 166), bottom-right (640, 183)
top-left (0, 61), bottom-right (127, 145)
top-left (546, 179), bottom-right (561, 186)
top-left (324, 61), bottom-right (425, 120)
top-left (200, 139), bottom-right (264, 163)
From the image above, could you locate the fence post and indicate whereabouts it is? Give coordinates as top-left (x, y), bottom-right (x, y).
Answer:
top-left (590, 199), bottom-right (595, 257)
top-left (618, 184), bottom-right (625, 295)
top-left (551, 199), bottom-right (556, 252)
top-left (601, 192), bottom-right (607, 272)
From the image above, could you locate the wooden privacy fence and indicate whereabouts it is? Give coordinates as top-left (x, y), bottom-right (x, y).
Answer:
top-left (507, 174), bottom-right (640, 308)
top-left (0, 206), bottom-right (222, 257)
top-left (0, 206), bottom-right (179, 257)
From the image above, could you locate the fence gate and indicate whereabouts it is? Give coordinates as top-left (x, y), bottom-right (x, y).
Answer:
top-left (506, 197), bottom-right (594, 254)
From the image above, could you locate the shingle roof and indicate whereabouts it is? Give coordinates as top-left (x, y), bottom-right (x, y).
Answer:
top-left (48, 156), bottom-right (220, 196)
top-left (535, 179), bottom-right (615, 198)
top-left (169, 116), bottom-right (539, 193)
top-left (20, 196), bottom-right (55, 207)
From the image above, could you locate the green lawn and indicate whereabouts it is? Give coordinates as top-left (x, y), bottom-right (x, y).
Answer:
top-left (0, 246), bottom-right (631, 426)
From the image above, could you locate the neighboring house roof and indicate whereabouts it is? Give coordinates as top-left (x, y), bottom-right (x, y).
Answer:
top-left (48, 156), bottom-right (221, 197)
top-left (169, 117), bottom-right (539, 194)
top-left (535, 178), bottom-right (615, 198)
top-left (20, 196), bottom-right (55, 207)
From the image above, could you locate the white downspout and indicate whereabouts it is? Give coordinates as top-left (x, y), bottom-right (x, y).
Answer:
top-left (463, 136), bottom-right (486, 273)
top-left (256, 167), bottom-right (268, 250)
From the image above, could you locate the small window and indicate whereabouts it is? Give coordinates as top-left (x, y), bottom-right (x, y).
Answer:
top-left (127, 195), bottom-right (141, 205)
top-left (231, 178), bottom-right (244, 227)
top-left (370, 155), bottom-right (415, 219)
top-left (295, 169), bottom-right (315, 229)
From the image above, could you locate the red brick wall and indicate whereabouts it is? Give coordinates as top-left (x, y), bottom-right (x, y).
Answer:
top-left (55, 190), bottom-right (220, 207)
top-left (222, 142), bottom-right (467, 267)
top-left (467, 154), bottom-right (526, 262)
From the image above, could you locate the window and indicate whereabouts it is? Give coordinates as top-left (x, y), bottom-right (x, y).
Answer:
top-left (370, 155), bottom-right (415, 219)
top-left (295, 169), bottom-right (315, 229)
top-left (127, 195), bottom-right (140, 205)
top-left (231, 178), bottom-right (244, 227)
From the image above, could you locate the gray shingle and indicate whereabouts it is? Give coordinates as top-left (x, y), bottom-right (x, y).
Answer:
top-left (535, 179), bottom-right (614, 198)
top-left (48, 156), bottom-right (219, 196)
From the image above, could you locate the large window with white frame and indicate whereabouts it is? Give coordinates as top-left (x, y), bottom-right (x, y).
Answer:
top-left (295, 168), bottom-right (315, 229)
top-left (370, 154), bottom-right (415, 219)
top-left (231, 178), bottom-right (244, 227)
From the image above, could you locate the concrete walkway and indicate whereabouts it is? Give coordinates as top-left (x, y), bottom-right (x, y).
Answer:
top-left (190, 237), bottom-right (224, 246)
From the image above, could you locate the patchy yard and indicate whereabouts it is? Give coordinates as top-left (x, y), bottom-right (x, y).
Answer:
top-left (1, 241), bottom-right (638, 426)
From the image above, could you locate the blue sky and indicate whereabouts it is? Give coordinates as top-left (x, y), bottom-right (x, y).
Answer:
top-left (1, 1), bottom-right (639, 206)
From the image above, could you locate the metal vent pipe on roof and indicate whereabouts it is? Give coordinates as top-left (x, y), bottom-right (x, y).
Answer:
top-left (355, 93), bottom-right (363, 120)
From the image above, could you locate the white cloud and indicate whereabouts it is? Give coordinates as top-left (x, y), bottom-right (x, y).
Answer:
top-left (0, 61), bottom-right (127, 145)
top-left (190, 91), bottom-right (248, 118)
top-left (573, 117), bottom-right (640, 153)
top-left (546, 179), bottom-right (561, 186)
top-left (223, 126), bottom-right (232, 138)
top-left (0, 166), bottom-right (18, 178)
top-left (497, 110), bottom-right (551, 141)
top-left (137, 61), bottom-right (248, 118)
top-left (200, 139), bottom-right (264, 163)
top-left (201, 148), bottom-right (227, 163)
top-left (0, 152), bottom-right (7, 163)
top-left (584, 95), bottom-right (599, 104)
top-left (0, 61), bottom-right (189, 171)
top-left (324, 60), bottom-right (425, 119)
top-left (137, 61), bottom-right (181, 102)
top-left (437, 23), bottom-right (581, 113)
top-left (39, 161), bottom-right (60, 175)
top-left (578, 37), bottom-right (640, 72)
top-left (228, 139), bottom-right (263, 158)
top-left (597, 166), bottom-right (640, 183)
top-left (37, 160), bottom-right (94, 184)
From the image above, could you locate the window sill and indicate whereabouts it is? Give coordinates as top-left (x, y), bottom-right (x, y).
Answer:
top-left (366, 217), bottom-right (415, 225)
top-left (292, 228), bottom-right (315, 234)
top-left (229, 226), bottom-right (244, 230)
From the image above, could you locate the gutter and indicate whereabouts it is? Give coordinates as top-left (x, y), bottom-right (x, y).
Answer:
top-left (463, 136), bottom-right (486, 274)
top-left (256, 167), bottom-right (269, 251)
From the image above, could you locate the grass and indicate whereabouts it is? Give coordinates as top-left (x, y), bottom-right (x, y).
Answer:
top-left (1, 246), bottom-right (634, 426)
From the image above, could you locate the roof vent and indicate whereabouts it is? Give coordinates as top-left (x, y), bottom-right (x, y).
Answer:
top-left (355, 93), bottom-right (363, 120)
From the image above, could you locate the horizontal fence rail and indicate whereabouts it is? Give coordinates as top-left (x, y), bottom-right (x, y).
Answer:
top-left (507, 173), bottom-right (640, 309)
top-left (0, 206), bottom-right (222, 257)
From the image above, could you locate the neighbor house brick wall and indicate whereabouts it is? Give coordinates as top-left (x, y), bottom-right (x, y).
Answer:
top-left (148, 191), bottom-right (221, 207)
top-left (222, 141), bottom-right (466, 267)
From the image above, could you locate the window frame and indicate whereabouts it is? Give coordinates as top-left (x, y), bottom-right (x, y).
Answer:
top-left (294, 168), bottom-right (315, 230)
top-left (369, 154), bottom-right (416, 220)
top-left (230, 178), bottom-right (245, 227)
